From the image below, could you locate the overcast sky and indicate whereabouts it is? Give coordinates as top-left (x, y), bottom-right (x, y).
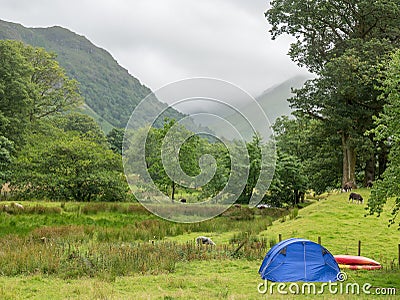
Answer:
top-left (0, 0), bottom-right (309, 96)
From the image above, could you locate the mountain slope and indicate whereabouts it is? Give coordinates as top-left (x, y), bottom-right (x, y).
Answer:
top-left (0, 19), bottom-right (182, 130)
top-left (205, 75), bottom-right (310, 140)
top-left (256, 74), bottom-right (310, 122)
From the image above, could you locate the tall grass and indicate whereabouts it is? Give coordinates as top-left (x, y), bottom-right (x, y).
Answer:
top-left (0, 233), bottom-right (270, 278)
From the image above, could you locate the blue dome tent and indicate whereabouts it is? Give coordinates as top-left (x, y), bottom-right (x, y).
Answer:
top-left (259, 238), bottom-right (340, 282)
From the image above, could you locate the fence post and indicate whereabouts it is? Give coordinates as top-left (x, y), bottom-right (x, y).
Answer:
top-left (278, 234), bottom-right (282, 242)
top-left (318, 237), bottom-right (321, 245)
top-left (358, 240), bottom-right (361, 256)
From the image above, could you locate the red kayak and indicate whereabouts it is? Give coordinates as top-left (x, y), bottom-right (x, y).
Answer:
top-left (334, 255), bottom-right (382, 270)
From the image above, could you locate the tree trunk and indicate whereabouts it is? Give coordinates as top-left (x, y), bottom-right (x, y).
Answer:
top-left (377, 142), bottom-right (388, 179)
top-left (364, 154), bottom-right (375, 187)
top-left (171, 181), bottom-right (176, 201)
top-left (293, 189), bottom-right (301, 207)
top-left (342, 132), bottom-right (356, 187)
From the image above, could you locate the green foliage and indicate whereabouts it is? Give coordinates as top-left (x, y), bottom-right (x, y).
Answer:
top-left (273, 116), bottom-right (342, 193)
top-left (266, 0), bottom-right (400, 187)
top-left (0, 40), bottom-right (84, 185)
top-left (22, 45), bottom-right (82, 122)
top-left (0, 40), bottom-right (32, 146)
top-left (10, 127), bottom-right (127, 202)
top-left (222, 206), bottom-right (255, 221)
top-left (107, 127), bottom-right (124, 154)
top-left (237, 135), bottom-right (262, 204)
top-left (367, 49), bottom-right (400, 227)
top-left (53, 112), bottom-right (107, 145)
top-left (264, 151), bottom-right (307, 207)
top-left (267, 0), bottom-right (400, 72)
top-left (0, 136), bottom-right (13, 184)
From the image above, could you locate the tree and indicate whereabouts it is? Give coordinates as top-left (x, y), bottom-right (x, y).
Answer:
top-left (267, 0), bottom-right (400, 72)
top-left (132, 119), bottom-right (203, 201)
top-left (264, 151), bottom-right (307, 207)
top-left (0, 40), bottom-right (33, 147)
top-left (107, 127), bottom-right (125, 154)
top-left (0, 136), bottom-right (13, 185)
top-left (10, 127), bottom-right (127, 202)
top-left (23, 46), bottom-right (82, 122)
top-left (54, 112), bottom-right (107, 145)
top-left (266, 0), bottom-right (400, 187)
top-left (150, 120), bottom-right (202, 200)
top-left (236, 134), bottom-right (262, 204)
top-left (367, 49), bottom-right (400, 228)
top-left (272, 116), bottom-right (342, 193)
top-left (201, 140), bottom-right (230, 201)
top-left (1, 40), bottom-right (83, 156)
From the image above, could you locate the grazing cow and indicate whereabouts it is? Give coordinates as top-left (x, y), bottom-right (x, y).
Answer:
top-left (180, 198), bottom-right (187, 203)
top-left (234, 204), bottom-right (241, 209)
top-left (342, 182), bottom-right (354, 193)
top-left (366, 180), bottom-right (373, 188)
top-left (196, 236), bottom-right (215, 246)
top-left (349, 192), bottom-right (363, 204)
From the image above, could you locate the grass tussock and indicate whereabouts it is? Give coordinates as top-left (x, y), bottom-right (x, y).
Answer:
top-left (0, 234), bottom-right (269, 278)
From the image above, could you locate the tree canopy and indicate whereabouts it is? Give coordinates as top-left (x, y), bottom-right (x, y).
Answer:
top-left (367, 49), bottom-right (400, 227)
top-left (266, 0), bottom-right (400, 187)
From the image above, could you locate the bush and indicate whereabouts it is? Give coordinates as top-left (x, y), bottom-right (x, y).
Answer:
top-left (222, 206), bottom-right (255, 221)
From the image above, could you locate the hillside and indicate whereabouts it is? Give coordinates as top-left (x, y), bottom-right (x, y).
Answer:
top-left (259, 190), bottom-right (399, 264)
top-left (206, 75), bottom-right (310, 140)
top-left (0, 19), bottom-right (183, 130)
top-left (256, 74), bottom-right (310, 121)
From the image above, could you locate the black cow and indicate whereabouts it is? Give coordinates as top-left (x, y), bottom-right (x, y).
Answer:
top-left (180, 198), bottom-right (187, 203)
top-left (349, 192), bottom-right (363, 204)
top-left (366, 180), bottom-right (373, 188)
top-left (342, 182), bottom-right (353, 192)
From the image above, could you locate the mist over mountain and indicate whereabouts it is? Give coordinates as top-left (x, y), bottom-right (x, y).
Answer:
top-left (201, 75), bottom-right (310, 141)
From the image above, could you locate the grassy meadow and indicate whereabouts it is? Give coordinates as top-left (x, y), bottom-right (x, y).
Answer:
top-left (0, 190), bottom-right (399, 299)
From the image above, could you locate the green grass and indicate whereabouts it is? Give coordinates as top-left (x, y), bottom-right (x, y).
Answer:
top-left (259, 190), bottom-right (399, 264)
top-left (0, 191), bottom-right (398, 299)
top-left (0, 261), bottom-right (398, 299)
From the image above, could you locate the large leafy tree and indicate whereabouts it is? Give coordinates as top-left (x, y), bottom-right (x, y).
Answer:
top-left (0, 40), bottom-right (33, 146)
top-left (124, 120), bottom-right (202, 201)
top-left (236, 134), bottom-right (262, 204)
top-left (264, 151), bottom-right (308, 207)
top-left (54, 112), bottom-right (107, 145)
top-left (266, 0), bottom-right (400, 187)
top-left (23, 46), bottom-right (82, 122)
top-left (367, 50), bottom-right (400, 228)
top-left (273, 116), bottom-right (342, 193)
top-left (10, 126), bottom-right (127, 202)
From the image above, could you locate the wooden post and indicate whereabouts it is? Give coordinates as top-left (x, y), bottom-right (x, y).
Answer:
top-left (278, 234), bottom-right (282, 242)
top-left (398, 244), bottom-right (400, 268)
top-left (318, 237), bottom-right (321, 245)
top-left (358, 240), bottom-right (361, 256)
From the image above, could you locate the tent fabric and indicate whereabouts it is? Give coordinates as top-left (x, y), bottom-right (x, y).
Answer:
top-left (259, 238), bottom-right (340, 282)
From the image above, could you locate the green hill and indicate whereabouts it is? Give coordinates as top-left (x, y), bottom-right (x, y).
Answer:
top-left (0, 19), bottom-right (183, 131)
top-left (259, 190), bottom-right (399, 264)
top-left (256, 74), bottom-right (310, 121)
top-left (206, 75), bottom-right (310, 140)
